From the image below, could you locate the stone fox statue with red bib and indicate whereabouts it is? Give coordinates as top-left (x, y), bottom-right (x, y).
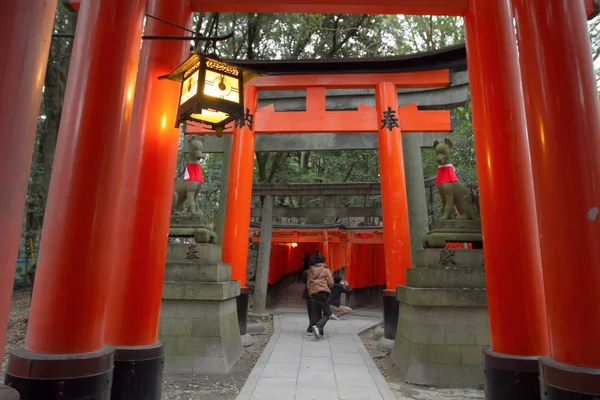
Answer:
top-left (172, 137), bottom-right (204, 215)
top-left (433, 138), bottom-right (478, 220)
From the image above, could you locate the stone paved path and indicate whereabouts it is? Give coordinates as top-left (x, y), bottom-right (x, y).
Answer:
top-left (236, 312), bottom-right (394, 400)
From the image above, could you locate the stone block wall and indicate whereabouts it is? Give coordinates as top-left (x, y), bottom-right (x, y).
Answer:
top-left (160, 295), bottom-right (242, 373)
top-left (159, 242), bottom-right (243, 373)
top-left (392, 249), bottom-right (489, 388)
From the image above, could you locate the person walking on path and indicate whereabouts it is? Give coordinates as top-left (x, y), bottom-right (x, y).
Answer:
top-left (302, 253), bottom-right (322, 335)
top-left (306, 254), bottom-right (334, 339)
top-left (301, 267), bottom-right (313, 335)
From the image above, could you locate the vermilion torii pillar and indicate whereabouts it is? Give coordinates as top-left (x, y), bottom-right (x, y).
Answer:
top-left (322, 230), bottom-right (331, 267)
top-left (375, 83), bottom-right (413, 289)
top-left (375, 82), bottom-right (413, 345)
top-left (102, 0), bottom-right (192, 398)
top-left (513, 0), bottom-right (600, 397)
top-left (222, 84), bottom-right (259, 337)
top-left (4, 0), bottom-right (147, 397)
top-left (464, 0), bottom-right (550, 397)
top-left (0, 1), bottom-right (57, 383)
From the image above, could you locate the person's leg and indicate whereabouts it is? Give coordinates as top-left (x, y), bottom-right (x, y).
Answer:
top-left (335, 305), bottom-right (352, 317)
top-left (316, 294), bottom-right (332, 331)
top-left (305, 297), bottom-right (313, 333)
top-left (330, 305), bottom-right (341, 320)
top-left (309, 297), bottom-right (322, 332)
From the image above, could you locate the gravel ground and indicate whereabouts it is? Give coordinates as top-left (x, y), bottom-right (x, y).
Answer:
top-left (2, 289), bottom-right (274, 400)
top-left (1, 289), bottom-right (30, 375)
top-left (359, 323), bottom-right (484, 400)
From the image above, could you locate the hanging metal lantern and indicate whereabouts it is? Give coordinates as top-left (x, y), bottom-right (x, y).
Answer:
top-left (160, 52), bottom-right (260, 131)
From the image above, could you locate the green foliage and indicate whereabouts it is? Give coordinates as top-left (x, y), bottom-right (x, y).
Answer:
top-left (449, 104), bottom-right (478, 194)
top-left (197, 152), bottom-right (224, 226)
top-left (22, 4), bottom-right (76, 256)
top-left (193, 13), bottom-right (405, 60)
top-left (588, 18), bottom-right (600, 90)
top-left (394, 16), bottom-right (465, 53)
top-left (186, 13), bottom-right (469, 224)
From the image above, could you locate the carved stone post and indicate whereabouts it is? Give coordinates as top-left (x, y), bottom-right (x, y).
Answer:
top-left (402, 132), bottom-right (429, 262)
top-left (253, 195), bottom-right (274, 314)
top-left (215, 134), bottom-right (232, 247)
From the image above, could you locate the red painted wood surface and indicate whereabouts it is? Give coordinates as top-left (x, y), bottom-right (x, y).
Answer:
top-left (103, 0), bottom-right (192, 347)
top-left (221, 86), bottom-right (259, 288)
top-left (348, 244), bottom-right (386, 289)
top-left (189, 103), bottom-right (450, 134)
top-left (464, 0), bottom-right (549, 357)
top-left (25, 0), bottom-right (147, 353)
top-left (268, 242), bottom-right (320, 285)
top-left (376, 82), bottom-right (412, 290)
top-left (254, 228), bottom-right (384, 287)
top-left (188, 70), bottom-right (452, 135)
top-left (0, 0), bottom-right (57, 358)
top-left (514, 0), bottom-right (600, 369)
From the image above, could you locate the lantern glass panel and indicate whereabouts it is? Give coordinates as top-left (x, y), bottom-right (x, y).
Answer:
top-left (191, 108), bottom-right (230, 124)
top-left (203, 69), bottom-right (240, 104)
top-left (180, 69), bottom-right (199, 105)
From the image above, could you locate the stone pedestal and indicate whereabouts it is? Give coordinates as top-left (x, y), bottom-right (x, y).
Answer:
top-left (391, 248), bottom-right (489, 388)
top-left (160, 219), bottom-right (243, 373)
top-left (423, 220), bottom-right (483, 249)
top-left (169, 215), bottom-right (218, 244)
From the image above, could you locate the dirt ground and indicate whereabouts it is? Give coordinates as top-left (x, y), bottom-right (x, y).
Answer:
top-left (1, 289), bottom-right (29, 374)
top-left (359, 323), bottom-right (484, 400)
top-left (2, 289), bottom-right (274, 400)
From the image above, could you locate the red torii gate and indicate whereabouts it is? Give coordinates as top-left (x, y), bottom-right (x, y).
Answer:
top-left (187, 69), bottom-right (451, 136)
top-left (190, 68), bottom-right (452, 294)
top-left (1, 0), bottom-right (599, 399)
top-left (63, 0), bottom-right (600, 18)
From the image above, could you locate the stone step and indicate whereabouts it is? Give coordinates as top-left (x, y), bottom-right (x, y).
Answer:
top-left (415, 248), bottom-right (484, 269)
top-left (430, 219), bottom-right (482, 231)
top-left (163, 281), bottom-right (240, 301)
top-left (165, 262), bottom-right (231, 283)
top-left (406, 267), bottom-right (486, 289)
top-left (170, 215), bottom-right (203, 226)
top-left (397, 286), bottom-right (487, 308)
top-left (166, 242), bottom-right (221, 263)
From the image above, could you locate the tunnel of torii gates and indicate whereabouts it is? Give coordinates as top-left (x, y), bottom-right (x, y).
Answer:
top-left (249, 224), bottom-right (387, 290)
top-left (1, 0), bottom-right (599, 399)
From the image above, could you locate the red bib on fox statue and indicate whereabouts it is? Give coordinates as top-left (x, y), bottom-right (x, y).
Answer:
top-left (184, 163), bottom-right (204, 183)
top-left (436, 164), bottom-right (459, 185)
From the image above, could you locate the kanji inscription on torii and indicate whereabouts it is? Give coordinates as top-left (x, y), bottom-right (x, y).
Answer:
top-left (380, 106), bottom-right (400, 131)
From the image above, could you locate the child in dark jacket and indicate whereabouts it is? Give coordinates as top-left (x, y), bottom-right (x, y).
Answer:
top-left (329, 276), bottom-right (352, 319)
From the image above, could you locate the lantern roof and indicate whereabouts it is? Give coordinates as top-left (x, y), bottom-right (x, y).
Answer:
top-left (158, 52), bottom-right (262, 84)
